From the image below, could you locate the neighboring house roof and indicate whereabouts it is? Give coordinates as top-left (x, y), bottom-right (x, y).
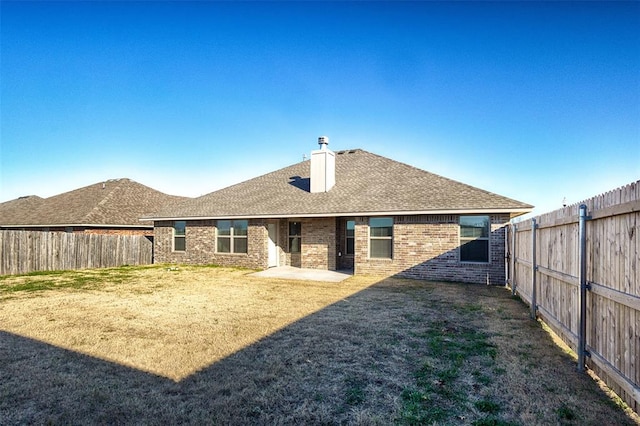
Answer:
top-left (0, 178), bottom-right (188, 228)
top-left (145, 149), bottom-right (533, 220)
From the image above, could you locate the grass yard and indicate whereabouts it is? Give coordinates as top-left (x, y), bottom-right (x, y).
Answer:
top-left (0, 265), bottom-right (638, 425)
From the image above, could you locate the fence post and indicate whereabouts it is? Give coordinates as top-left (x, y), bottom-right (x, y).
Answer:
top-left (504, 224), bottom-right (509, 287)
top-left (530, 218), bottom-right (537, 319)
top-left (578, 204), bottom-right (590, 372)
top-left (511, 223), bottom-right (517, 295)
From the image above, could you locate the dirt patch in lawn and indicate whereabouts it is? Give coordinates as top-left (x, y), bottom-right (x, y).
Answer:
top-left (0, 265), bottom-right (638, 425)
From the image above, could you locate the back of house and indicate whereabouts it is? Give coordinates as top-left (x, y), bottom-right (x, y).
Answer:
top-left (144, 138), bottom-right (532, 284)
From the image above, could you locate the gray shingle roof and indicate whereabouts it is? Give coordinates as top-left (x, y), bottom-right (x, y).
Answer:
top-left (146, 149), bottom-right (532, 220)
top-left (0, 178), bottom-right (188, 227)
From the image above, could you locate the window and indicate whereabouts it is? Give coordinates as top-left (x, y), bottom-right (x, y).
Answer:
top-left (345, 220), bottom-right (355, 255)
top-left (217, 220), bottom-right (248, 254)
top-left (173, 221), bottom-right (186, 251)
top-left (460, 216), bottom-right (490, 263)
top-left (289, 221), bottom-right (301, 253)
top-left (369, 217), bottom-right (393, 259)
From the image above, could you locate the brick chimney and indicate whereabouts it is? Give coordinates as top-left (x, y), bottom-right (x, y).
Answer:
top-left (310, 136), bottom-right (335, 193)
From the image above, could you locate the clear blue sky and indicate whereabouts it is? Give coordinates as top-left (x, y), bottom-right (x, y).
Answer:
top-left (1, 1), bottom-right (639, 217)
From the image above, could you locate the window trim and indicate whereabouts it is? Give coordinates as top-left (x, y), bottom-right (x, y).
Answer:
top-left (216, 220), bottom-right (248, 254)
top-left (459, 215), bottom-right (490, 263)
top-left (369, 217), bottom-right (393, 259)
top-left (288, 221), bottom-right (302, 253)
top-left (173, 221), bottom-right (186, 252)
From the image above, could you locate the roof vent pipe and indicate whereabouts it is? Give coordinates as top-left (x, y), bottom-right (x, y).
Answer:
top-left (318, 136), bottom-right (329, 151)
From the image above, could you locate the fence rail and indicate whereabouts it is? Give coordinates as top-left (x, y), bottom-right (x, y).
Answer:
top-left (507, 180), bottom-right (640, 414)
top-left (0, 230), bottom-right (153, 275)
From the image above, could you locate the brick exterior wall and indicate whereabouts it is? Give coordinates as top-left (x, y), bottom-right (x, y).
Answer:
top-left (300, 217), bottom-right (336, 270)
top-left (154, 220), bottom-right (268, 269)
top-left (153, 214), bottom-right (510, 284)
top-left (353, 214), bottom-right (509, 285)
top-left (82, 228), bottom-right (153, 236)
top-left (281, 218), bottom-right (336, 270)
top-left (1, 226), bottom-right (152, 236)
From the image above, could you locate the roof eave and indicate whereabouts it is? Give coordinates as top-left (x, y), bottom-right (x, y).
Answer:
top-left (141, 207), bottom-right (534, 222)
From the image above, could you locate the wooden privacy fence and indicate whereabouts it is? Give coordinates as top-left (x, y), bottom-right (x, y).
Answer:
top-left (0, 230), bottom-right (153, 275)
top-left (507, 180), bottom-right (639, 413)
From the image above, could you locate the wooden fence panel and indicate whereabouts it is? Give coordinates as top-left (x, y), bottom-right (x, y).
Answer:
top-left (513, 224), bottom-right (533, 305)
top-left (508, 180), bottom-right (640, 414)
top-left (0, 230), bottom-right (153, 275)
top-left (536, 219), bottom-right (580, 348)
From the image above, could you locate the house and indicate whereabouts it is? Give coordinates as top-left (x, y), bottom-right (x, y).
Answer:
top-left (0, 178), bottom-right (188, 237)
top-left (144, 138), bottom-right (533, 284)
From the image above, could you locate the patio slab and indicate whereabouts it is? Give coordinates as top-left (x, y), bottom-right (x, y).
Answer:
top-left (250, 266), bottom-right (352, 283)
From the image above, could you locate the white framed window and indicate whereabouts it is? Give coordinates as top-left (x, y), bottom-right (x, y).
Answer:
top-left (217, 220), bottom-right (248, 254)
top-left (460, 216), bottom-right (490, 263)
top-left (369, 217), bottom-right (393, 259)
top-left (289, 221), bottom-right (301, 253)
top-left (173, 221), bottom-right (186, 252)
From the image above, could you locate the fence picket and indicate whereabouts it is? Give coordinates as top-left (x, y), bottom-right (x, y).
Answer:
top-left (508, 180), bottom-right (640, 414)
top-left (0, 231), bottom-right (152, 275)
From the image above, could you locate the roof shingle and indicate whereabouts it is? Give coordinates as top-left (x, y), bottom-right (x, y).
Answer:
top-left (146, 149), bottom-right (532, 219)
top-left (0, 178), bottom-right (188, 227)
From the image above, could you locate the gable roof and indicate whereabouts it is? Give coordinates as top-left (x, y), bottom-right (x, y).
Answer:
top-left (0, 178), bottom-right (188, 228)
top-left (145, 149), bottom-right (532, 220)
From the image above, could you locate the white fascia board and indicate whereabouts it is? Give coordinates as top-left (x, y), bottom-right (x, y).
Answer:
top-left (142, 208), bottom-right (533, 222)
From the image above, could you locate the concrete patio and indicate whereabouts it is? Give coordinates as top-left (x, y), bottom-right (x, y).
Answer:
top-left (250, 266), bottom-right (352, 283)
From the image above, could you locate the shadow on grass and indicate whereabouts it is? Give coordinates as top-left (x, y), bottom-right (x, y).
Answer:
top-left (1, 277), bottom-right (636, 425)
